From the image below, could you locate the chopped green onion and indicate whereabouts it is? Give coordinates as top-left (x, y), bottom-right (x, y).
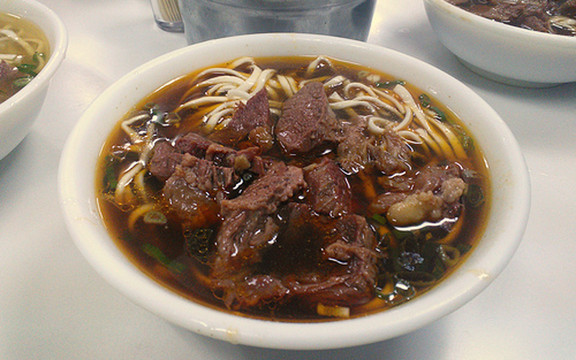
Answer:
top-left (17, 63), bottom-right (38, 76)
top-left (459, 133), bottom-right (474, 152)
top-left (142, 243), bottom-right (185, 273)
top-left (429, 106), bottom-right (447, 122)
top-left (12, 76), bottom-right (33, 88)
top-left (103, 155), bottom-right (119, 193)
top-left (418, 94), bottom-right (431, 108)
top-left (143, 210), bottom-right (167, 225)
top-left (32, 52), bottom-right (45, 65)
top-left (419, 94), bottom-right (448, 122)
top-left (371, 213), bottom-right (388, 226)
top-left (376, 80), bottom-right (406, 89)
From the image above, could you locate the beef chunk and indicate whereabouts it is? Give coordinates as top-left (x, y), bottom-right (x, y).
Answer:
top-left (175, 132), bottom-right (214, 157)
top-left (209, 88), bottom-right (272, 147)
top-left (337, 117), bottom-right (411, 175)
top-left (212, 210), bottom-right (280, 279)
top-left (211, 162), bottom-right (306, 298)
top-left (163, 171), bottom-right (220, 228)
top-left (177, 153), bottom-right (239, 194)
top-left (149, 133), bottom-right (214, 181)
top-left (275, 82), bottom-right (342, 154)
top-left (162, 153), bottom-right (242, 227)
top-left (149, 141), bottom-right (183, 181)
top-left (304, 157), bottom-right (351, 217)
top-left (279, 204), bottom-right (379, 307)
top-left (559, 0), bottom-right (576, 17)
top-left (220, 161), bottom-right (306, 215)
top-left (216, 275), bottom-right (290, 309)
top-left (369, 162), bottom-right (466, 226)
top-left (413, 162), bottom-right (463, 192)
top-left (0, 60), bottom-right (17, 81)
top-left (213, 203), bottom-right (379, 310)
top-left (150, 132), bottom-right (264, 181)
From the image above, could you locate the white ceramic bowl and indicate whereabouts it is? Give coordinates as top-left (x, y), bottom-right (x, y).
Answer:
top-left (0, 0), bottom-right (67, 160)
top-left (424, 0), bottom-right (576, 87)
top-left (58, 33), bottom-right (530, 350)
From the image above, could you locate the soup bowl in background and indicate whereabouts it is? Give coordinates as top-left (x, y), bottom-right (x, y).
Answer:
top-left (0, 0), bottom-right (67, 160)
top-left (424, 0), bottom-right (576, 87)
top-left (58, 33), bottom-right (530, 350)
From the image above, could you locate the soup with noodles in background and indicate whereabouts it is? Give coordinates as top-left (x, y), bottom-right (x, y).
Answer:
top-left (0, 12), bottom-right (50, 104)
top-left (96, 56), bottom-right (490, 321)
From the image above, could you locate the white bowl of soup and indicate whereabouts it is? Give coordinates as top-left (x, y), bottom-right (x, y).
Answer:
top-left (424, 0), bottom-right (576, 87)
top-left (59, 33), bottom-right (530, 350)
top-left (0, 0), bottom-right (67, 160)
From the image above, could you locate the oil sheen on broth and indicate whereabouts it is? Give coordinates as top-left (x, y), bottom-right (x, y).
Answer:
top-left (0, 12), bottom-right (50, 104)
top-left (96, 56), bottom-right (490, 321)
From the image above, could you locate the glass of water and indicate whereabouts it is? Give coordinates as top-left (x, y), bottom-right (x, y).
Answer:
top-left (178, 0), bottom-right (376, 44)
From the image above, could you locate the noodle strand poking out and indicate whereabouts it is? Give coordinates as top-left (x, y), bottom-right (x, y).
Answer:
top-left (97, 56), bottom-right (489, 321)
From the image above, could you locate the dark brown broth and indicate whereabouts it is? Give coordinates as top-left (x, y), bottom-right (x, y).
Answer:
top-left (96, 56), bottom-right (491, 321)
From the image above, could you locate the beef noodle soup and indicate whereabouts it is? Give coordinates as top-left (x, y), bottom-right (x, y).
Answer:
top-left (446, 0), bottom-right (576, 36)
top-left (96, 56), bottom-right (490, 321)
top-left (0, 12), bottom-right (50, 104)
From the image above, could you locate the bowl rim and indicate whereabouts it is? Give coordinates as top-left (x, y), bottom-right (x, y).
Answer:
top-left (424, 0), bottom-right (576, 46)
top-left (0, 0), bottom-right (68, 116)
top-left (58, 32), bottom-right (530, 350)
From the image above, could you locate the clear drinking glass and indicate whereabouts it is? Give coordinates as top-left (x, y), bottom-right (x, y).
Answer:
top-left (150, 0), bottom-right (184, 33)
top-left (177, 0), bottom-right (376, 44)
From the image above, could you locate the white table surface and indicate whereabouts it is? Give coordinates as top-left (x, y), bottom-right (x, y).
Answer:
top-left (1, 0), bottom-right (575, 359)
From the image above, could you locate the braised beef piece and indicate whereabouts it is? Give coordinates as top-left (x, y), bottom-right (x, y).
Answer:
top-left (414, 161), bottom-right (463, 193)
top-left (275, 81), bottom-right (343, 154)
top-left (177, 153), bottom-right (239, 195)
top-left (280, 204), bottom-right (379, 307)
top-left (0, 60), bottom-right (22, 103)
top-left (559, 0), bottom-right (576, 17)
top-left (369, 162), bottom-right (466, 224)
top-left (152, 131), bottom-right (270, 229)
top-left (211, 162), bottom-right (306, 277)
top-left (213, 203), bottom-right (379, 310)
top-left (337, 117), bottom-right (411, 175)
top-left (0, 60), bottom-right (17, 81)
top-left (220, 161), bottom-right (306, 215)
top-left (150, 132), bottom-right (265, 181)
top-left (149, 141), bottom-right (183, 181)
top-left (211, 210), bottom-right (281, 280)
top-left (216, 274), bottom-right (290, 309)
top-left (162, 153), bottom-right (239, 227)
top-left (175, 131), bottom-right (213, 156)
top-left (209, 88), bottom-right (273, 147)
top-left (210, 163), bottom-right (307, 308)
top-left (150, 133), bottom-right (213, 182)
top-left (303, 157), bottom-right (351, 217)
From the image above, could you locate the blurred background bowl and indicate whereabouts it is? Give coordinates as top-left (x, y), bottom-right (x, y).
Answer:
top-left (424, 0), bottom-right (576, 87)
top-left (0, 0), bottom-right (67, 160)
top-left (58, 33), bottom-right (530, 350)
